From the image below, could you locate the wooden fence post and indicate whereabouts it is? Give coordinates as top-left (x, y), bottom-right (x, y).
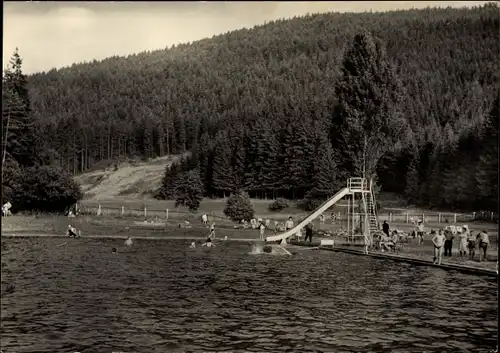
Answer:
top-left (389, 213), bottom-right (392, 223)
top-left (121, 206), bottom-right (125, 216)
top-left (454, 213), bottom-right (457, 223)
top-left (438, 213), bottom-right (441, 223)
top-left (97, 204), bottom-right (102, 216)
top-left (144, 206), bottom-right (147, 218)
top-left (491, 212), bottom-right (494, 221)
top-left (166, 209), bottom-right (169, 220)
top-left (422, 213), bottom-right (425, 223)
top-left (406, 213), bottom-right (409, 223)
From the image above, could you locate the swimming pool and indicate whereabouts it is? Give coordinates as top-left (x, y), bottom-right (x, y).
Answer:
top-left (1, 236), bottom-right (497, 352)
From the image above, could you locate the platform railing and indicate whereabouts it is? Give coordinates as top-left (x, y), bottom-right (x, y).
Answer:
top-left (347, 177), bottom-right (369, 191)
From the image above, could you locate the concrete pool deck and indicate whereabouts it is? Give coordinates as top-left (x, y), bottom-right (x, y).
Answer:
top-left (288, 240), bottom-right (498, 277)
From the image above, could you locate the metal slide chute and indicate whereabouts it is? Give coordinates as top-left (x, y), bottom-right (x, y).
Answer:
top-left (265, 187), bottom-right (350, 242)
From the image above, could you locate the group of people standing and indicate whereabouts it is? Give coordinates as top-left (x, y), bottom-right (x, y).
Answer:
top-left (432, 226), bottom-right (490, 265)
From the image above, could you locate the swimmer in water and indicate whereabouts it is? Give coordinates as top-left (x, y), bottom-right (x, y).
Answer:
top-left (209, 223), bottom-right (216, 239)
top-left (67, 225), bottom-right (79, 237)
top-left (189, 241), bottom-right (196, 248)
top-left (124, 236), bottom-right (133, 246)
top-left (202, 237), bottom-right (215, 248)
top-left (112, 247), bottom-right (117, 253)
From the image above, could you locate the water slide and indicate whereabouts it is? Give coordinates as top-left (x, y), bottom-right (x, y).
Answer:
top-left (265, 187), bottom-right (351, 242)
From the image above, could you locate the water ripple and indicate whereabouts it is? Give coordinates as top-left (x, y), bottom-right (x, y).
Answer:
top-left (1, 237), bottom-right (497, 352)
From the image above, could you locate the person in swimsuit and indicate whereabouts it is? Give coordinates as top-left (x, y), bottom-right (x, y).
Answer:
top-left (124, 236), bottom-right (133, 247)
top-left (416, 221), bottom-right (425, 246)
top-left (443, 228), bottom-right (454, 257)
top-left (209, 223), bottom-right (216, 239)
top-left (202, 237), bottom-right (215, 248)
top-left (259, 222), bottom-right (265, 241)
top-left (67, 225), bottom-right (79, 237)
top-left (432, 229), bottom-right (446, 265)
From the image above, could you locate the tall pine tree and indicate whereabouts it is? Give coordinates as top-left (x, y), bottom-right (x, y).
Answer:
top-left (332, 32), bottom-right (406, 181)
top-left (475, 95), bottom-right (499, 211)
top-left (307, 129), bottom-right (340, 200)
top-left (212, 130), bottom-right (236, 196)
top-left (3, 49), bottom-right (39, 167)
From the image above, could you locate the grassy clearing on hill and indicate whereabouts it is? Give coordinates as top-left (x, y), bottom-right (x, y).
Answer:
top-left (74, 155), bottom-right (181, 200)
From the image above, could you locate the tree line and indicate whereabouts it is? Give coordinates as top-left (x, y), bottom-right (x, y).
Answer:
top-left (3, 3), bottom-right (499, 212)
top-left (2, 50), bottom-right (82, 212)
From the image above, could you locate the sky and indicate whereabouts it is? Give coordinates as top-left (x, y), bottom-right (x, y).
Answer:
top-left (3, 1), bottom-right (490, 74)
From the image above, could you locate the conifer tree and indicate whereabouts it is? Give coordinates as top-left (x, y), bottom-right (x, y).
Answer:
top-left (212, 131), bottom-right (235, 195)
top-left (332, 32), bottom-right (406, 181)
top-left (475, 95), bottom-right (499, 210)
top-left (307, 130), bottom-right (340, 200)
top-left (3, 49), bottom-right (38, 167)
top-left (174, 168), bottom-right (204, 211)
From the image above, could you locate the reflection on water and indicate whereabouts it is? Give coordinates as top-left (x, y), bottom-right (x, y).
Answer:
top-left (1, 237), bottom-right (497, 353)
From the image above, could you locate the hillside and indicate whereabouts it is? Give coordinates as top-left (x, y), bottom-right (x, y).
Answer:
top-left (3, 3), bottom-right (498, 213)
top-left (74, 155), bottom-right (180, 200)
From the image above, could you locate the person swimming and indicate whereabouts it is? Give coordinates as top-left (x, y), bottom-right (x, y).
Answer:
top-left (124, 236), bottom-right (133, 247)
top-left (112, 247), bottom-right (117, 253)
top-left (67, 225), bottom-right (79, 238)
top-left (209, 223), bottom-right (216, 239)
top-left (202, 237), bottom-right (215, 248)
top-left (189, 241), bottom-right (196, 248)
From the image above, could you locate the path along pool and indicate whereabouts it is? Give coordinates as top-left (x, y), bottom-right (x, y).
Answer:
top-left (1, 236), bottom-right (497, 353)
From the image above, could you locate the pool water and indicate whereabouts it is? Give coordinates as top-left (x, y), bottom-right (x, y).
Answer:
top-left (1, 237), bottom-right (497, 352)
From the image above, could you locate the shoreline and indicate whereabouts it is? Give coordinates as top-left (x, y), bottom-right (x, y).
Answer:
top-left (3, 232), bottom-right (497, 277)
top-left (1, 233), bottom-right (260, 242)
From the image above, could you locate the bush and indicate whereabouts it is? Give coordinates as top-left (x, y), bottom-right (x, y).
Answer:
top-left (174, 169), bottom-right (204, 211)
top-left (10, 164), bottom-right (83, 213)
top-left (297, 198), bottom-right (322, 212)
top-left (268, 198), bottom-right (289, 212)
top-left (223, 191), bottom-right (255, 222)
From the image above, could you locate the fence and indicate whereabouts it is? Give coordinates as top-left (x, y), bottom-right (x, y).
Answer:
top-left (77, 203), bottom-right (498, 225)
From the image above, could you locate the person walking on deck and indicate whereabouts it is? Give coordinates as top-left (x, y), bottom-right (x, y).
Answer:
top-left (304, 223), bottom-right (313, 243)
top-left (444, 229), bottom-right (454, 257)
top-left (477, 230), bottom-right (489, 262)
top-left (382, 221), bottom-right (390, 237)
top-left (432, 230), bottom-right (446, 265)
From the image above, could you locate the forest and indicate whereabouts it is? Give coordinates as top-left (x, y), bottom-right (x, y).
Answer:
top-left (2, 3), bottom-right (499, 212)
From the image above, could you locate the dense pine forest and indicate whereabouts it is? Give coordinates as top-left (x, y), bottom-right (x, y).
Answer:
top-left (3, 4), bottom-right (499, 212)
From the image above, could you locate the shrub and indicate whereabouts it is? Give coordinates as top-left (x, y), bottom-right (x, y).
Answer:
top-left (224, 191), bottom-right (255, 222)
top-left (297, 198), bottom-right (322, 212)
top-left (268, 198), bottom-right (289, 212)
top-left (10, 164), bottom-right (83, 213)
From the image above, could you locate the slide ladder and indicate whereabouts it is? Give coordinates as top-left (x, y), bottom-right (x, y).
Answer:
top-left (265, 187), bottom-right (350, 242)
top-left (366, 184), bottom-right (379, 234)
